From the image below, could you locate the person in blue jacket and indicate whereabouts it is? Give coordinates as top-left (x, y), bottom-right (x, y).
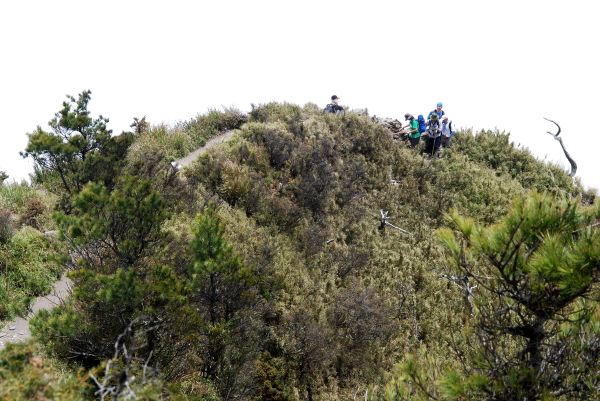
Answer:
top-left (428, 102), bottom-right (445, 121)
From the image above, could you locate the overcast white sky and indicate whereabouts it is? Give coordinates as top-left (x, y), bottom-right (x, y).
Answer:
top-left (1, 0), bottom-right (598, 189)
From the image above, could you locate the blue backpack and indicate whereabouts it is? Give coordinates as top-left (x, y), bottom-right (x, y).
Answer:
top-left (417, 115), bottom-right (427, 133)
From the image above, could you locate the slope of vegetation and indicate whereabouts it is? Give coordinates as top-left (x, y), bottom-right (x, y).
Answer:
top-left (1, 94), bottom-right (598, 401)
top-left (0, 182), bottom-right (62, 322)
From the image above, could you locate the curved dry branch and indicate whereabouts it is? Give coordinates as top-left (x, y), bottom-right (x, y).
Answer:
top-left (543, 118), bottom-right (577, 177)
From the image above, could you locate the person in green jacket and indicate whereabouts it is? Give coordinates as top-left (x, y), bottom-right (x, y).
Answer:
top-left (404, 113), bottom-right (420, 147)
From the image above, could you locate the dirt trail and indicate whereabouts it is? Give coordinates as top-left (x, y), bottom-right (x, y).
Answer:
top-left (0, 275), bottom-right (71, 349)
top-left (0, 130), bottom-right (236, 350)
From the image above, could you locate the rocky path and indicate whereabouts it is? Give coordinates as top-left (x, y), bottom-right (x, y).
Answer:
top-left (0, 130), bottom-right (236, 350)
top-left (0, 275), bottom-right (71, 349)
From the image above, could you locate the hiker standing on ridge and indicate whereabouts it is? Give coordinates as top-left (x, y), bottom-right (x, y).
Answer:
top-left (428, 102), bottom-right (445, 121)
top-left (324, 95), bottom-right (344, 114)
top-left (425, 113), bottom-right (442, 157)
top-left (404, 113), bottom-right (421, 147)
top-left (441, 115), bottom-right (454, 148)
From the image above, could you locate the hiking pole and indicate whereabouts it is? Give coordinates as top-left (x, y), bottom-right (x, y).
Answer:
top-left (430, 132), bottom-right (437, 158)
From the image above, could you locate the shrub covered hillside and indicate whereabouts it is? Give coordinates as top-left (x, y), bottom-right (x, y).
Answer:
top-left (0, 178), bottom-right (62, 323)
top-left (2, 96), bottom-right (598, 401)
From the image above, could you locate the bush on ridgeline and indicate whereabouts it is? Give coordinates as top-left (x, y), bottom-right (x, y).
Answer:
top-left (453, 129), bottom-right (580, 196)
top-left (184, 107), bottom-right (248, 147)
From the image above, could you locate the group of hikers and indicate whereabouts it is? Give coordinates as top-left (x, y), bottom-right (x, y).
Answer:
top-left (324, 95), bottom-right (455, 157)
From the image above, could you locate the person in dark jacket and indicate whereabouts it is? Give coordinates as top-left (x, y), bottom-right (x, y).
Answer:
top-left (424, 113), bottom-right (442, 157)
top-left (324, 95), bottom-right (344, 114)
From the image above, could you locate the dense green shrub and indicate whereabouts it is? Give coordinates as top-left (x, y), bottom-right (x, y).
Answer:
top-left (184, 107), bottom-right (247, 148)
top-left (0, 342), bottom-right (91, 401)
top-left (381, 192), bottom-right (600, 401)
top-left (0, 182), bottom-right (55, 231)
top-left (128, 124), bottom-right (194, 163)
top-left (0, 183), bottom-right (39, 214)
top-left (249, 102), bottom-right (306, 137)
top-left (0, 207), bottom-right (12, 244)
top-left (454, 129), bottom-right (580, 195)
top-left (0, 226), bottom-right (62, 320)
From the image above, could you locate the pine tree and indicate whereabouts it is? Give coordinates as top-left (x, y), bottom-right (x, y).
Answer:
top-left (383, 192), bottom-right (600, 401)
top-left (433, 192), bottom-right (600, 400)
top-left (189, 207), bottom-right (259, 381)
top-left (22, 90), bottom-right (134, 211)
top-left (56, 174), bottom-right (167, 269)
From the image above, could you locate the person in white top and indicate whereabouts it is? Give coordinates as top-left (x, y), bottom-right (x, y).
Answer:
top-left (440, 116), bottom-right (454, 148)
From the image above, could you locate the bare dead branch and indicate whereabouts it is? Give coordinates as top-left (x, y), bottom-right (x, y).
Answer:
top-left (379, 210), bottom-right (412, 235)
top-left (440, 273), bottom-right (477, 316)
top-left (544, 118), bottom-right (577, 177)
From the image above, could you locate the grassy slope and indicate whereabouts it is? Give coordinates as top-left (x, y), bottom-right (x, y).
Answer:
top-left (178, 103), bottom-right (583, 398)
top-left (0, 184), bottom-right (62, 322)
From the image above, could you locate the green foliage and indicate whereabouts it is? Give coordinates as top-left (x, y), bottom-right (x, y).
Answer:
top-left (22, 90), bottom-right (135, 211)
top-left (184, 107), bottom-right (247, 148)
top-left (11, 101), bottom-right (598, 401)
top-left (0, 182), bottom-right (39, 214)
top-left (0, 207), bottom-right (12, 244)
top-left (0, 171), bottom-right (8, 184)
top-left (128, 124), bottom-right (194, 163)
top-left (386, 192), bottom-right (600, 400)
top-left (454, 129), bottom-right (580, 196)
top-left (0, 226), bottom-right (62, 320)
top-left (31, 174), bottom-right (174, 369)
top-left (0, 180), bottom-right (62, 321)
top-left (0, 342), bottom-right (91, 400)
top-left (0, 181), bottom-right (55, 231)
top-left (255, 352), bottom-right (294, 401)
top-left (187, 207), bottom-right (266, 391)
top-left (56, 174), bottom-right (168, 268)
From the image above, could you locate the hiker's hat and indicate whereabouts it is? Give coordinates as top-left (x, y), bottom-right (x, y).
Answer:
top-left (437, 102), bottom-right (443, 107)
top-left (404, 113), bottom-right (412, 121)
top-left (442, 115), bottom-right (449, 120)
top-left (332, 95), bottom-right (339, 101)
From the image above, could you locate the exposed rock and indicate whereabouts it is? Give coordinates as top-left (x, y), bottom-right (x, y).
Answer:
top-left (373, 116), bottom-right (410, 141)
